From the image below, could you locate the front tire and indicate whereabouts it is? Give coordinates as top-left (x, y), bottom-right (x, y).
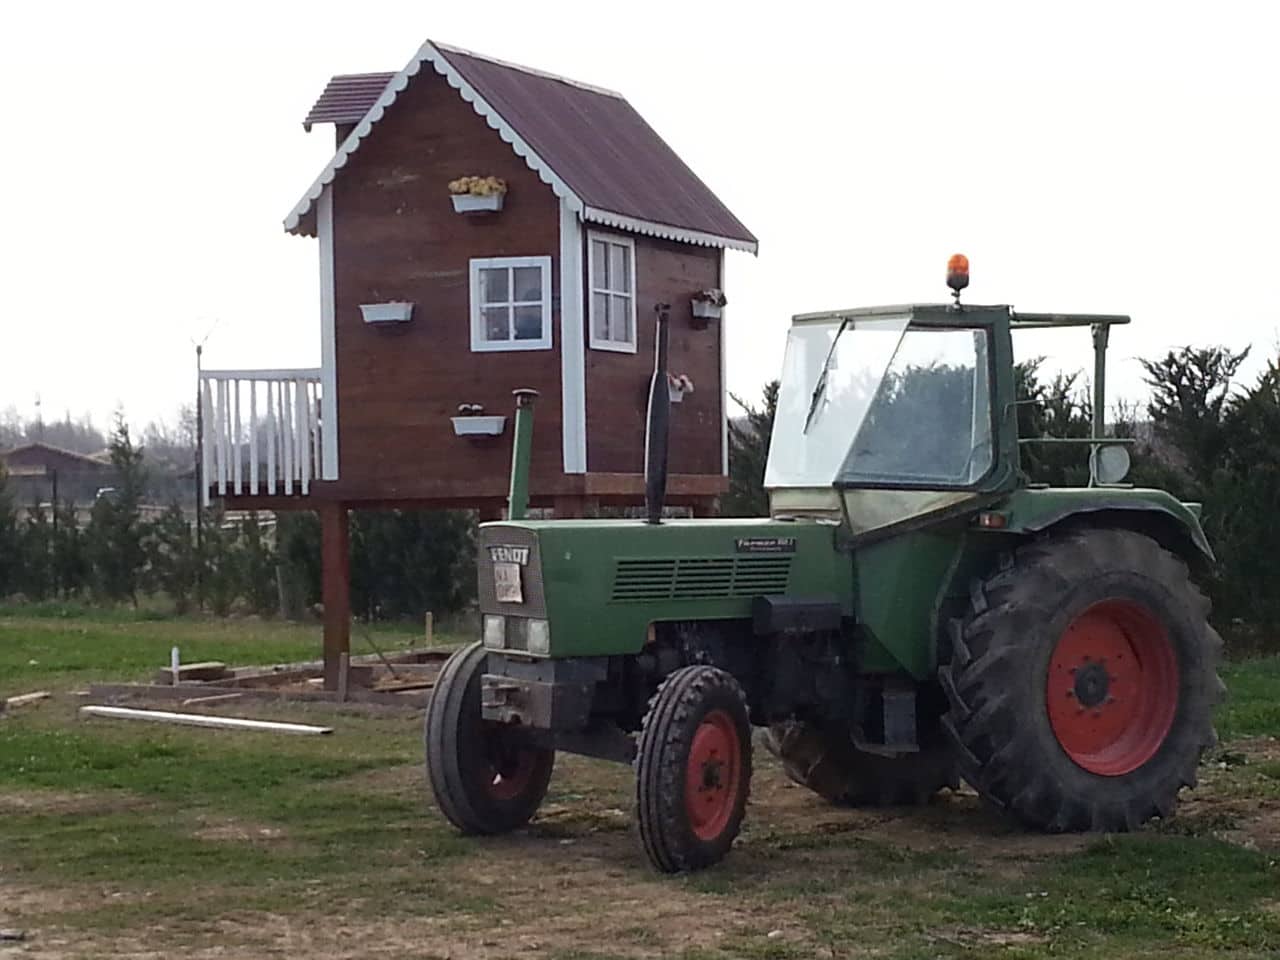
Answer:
top-left (940, 528), bottom-right (1223, 832)
top-left (425, 642), bottom-right (555, 835)
top-left (635, 666), bottom-right (752, 873)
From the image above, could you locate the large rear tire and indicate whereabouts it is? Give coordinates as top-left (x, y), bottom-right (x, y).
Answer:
top-left (764, 720), bottom-right (959, 806)
top-left (940, 528), bottom-right (1223, 832)
top-left (635, 666), bottom-right (752, 873)
top-left (425, 642), bottom-right (555, 835)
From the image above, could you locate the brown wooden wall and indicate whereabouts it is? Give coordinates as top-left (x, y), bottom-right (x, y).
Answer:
top-left (325, 70), bottom-right (725, 505)
top-left (584, 233), bottom-right (723, 476)
top-left (330, 70), bottom-right (563, 501)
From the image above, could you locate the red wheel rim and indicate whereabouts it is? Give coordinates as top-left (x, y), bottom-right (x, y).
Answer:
top-left (684, 709), bottom-right (742, 841)
top-left (1046, 599), bottom-right (1179, 776)
top-left (484, 728), bottom-right (536, 801)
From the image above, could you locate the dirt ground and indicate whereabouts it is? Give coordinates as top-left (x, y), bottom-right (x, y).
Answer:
top-left (6, 737), bottom-right (1279, 960)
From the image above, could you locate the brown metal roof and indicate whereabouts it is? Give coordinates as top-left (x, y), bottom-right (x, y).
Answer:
top-left (436, 45), bottom-right (756, 249)
top-left (302, 72), bottom-right (396, 131)
top-left (289, 44), bottom-right (755, 250)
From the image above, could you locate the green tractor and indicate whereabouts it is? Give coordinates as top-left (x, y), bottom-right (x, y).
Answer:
top-left (425, 260), bottom-right (1223, 873)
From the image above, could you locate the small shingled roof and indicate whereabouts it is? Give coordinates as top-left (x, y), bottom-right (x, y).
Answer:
top-left (287, 41), bottom-right (756, 253)
top-left (303, 72), bottom-right (396, 131)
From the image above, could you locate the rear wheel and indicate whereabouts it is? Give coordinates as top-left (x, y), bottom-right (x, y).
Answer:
top-left (635, 666), bottom-right (752, 873)
top-left (425, 642), bottom-right (554, 834)
top-left (764, 720), bottom-right (958, 806)
top-left (940, 528), bottom-right (1223, 832)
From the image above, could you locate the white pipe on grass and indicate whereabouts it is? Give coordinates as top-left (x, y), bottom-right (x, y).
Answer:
top-left (79, 705), bottom-right (333, 736)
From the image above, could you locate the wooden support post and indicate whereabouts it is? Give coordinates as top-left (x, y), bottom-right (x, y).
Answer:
top-left (424, 611), bottom-right (434, 644)
top-left (321, 502), bottom-right (351, 691)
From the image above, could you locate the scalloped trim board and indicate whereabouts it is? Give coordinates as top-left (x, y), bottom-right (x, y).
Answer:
top-left (283, 41), bottom-right (757, 254)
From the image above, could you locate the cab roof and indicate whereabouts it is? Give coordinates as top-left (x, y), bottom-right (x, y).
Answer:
top-left (792, 303), bottom-right (1130, 329)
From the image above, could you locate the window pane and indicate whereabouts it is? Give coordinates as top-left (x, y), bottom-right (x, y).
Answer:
top-left (513, 305), bottom-right (543, 341)
top-left (513, 266), bottom-right (542, 303)
top-left (610, 243), bottom-right (630, 293)
top-left (591, 241), bottom-right (608, 289)
top-left (610, 294), bottom-right (632, 342)
top-left (480, 267), bottom-right (509, 304)
top-left (483, 306), bottom-right (509, 342)
top-left (592, 293), bottom-right (609, 340)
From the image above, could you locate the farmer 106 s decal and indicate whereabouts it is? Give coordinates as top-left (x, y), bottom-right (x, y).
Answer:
top-left (425, 257), bottom-right (1222, 872)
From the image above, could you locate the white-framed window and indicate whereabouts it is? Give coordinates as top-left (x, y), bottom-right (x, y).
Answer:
top-left (469, 256), bottom-right (554, 352)
top-left (588, 233), bottom-right (637, 353)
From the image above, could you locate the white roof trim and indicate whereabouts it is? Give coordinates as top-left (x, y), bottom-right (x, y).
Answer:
top-left (283, 40), bottom-right (756, 253)
top-left (284, 39), bottom-right (583, 235)
top-left (582, 206), bottom-right (758, 255)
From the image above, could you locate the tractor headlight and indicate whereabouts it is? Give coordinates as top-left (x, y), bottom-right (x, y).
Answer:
top-left (482, 615), bottom-right (506, 650)
top-left (526, 618), bottom-right (551, 655)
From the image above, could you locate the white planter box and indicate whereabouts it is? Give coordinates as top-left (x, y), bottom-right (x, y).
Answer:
top-left (691, 300), bottom-right (723, 320)
top-left (359, 302), bottom-right (414, 324)
top-left (668, 383), bottom-right (686, 404)
top-left (451, 415), bottom-right (506, 437)
top-left (451, 193), bottom-right (505, 214)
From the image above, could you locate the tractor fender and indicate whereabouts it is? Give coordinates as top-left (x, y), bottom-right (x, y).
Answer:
top-left (999, 488), bottom-right (1215, 568)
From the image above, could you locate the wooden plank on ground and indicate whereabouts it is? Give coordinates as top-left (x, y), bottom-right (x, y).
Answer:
top-left (87, 682), bottom-right (430, 711)
top-left (4, 691), bottom-right (51, 708)
top-left (154, 661), bottom-right (231, 684)
top-left (80, 704), bottom-right (333, 735)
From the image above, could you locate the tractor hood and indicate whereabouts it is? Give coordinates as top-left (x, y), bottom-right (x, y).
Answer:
top-left (476, 518), bottom-right (851, 657)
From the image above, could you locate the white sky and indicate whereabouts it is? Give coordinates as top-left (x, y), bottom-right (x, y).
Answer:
top-left (2, 1), bottom-right (1277, 429)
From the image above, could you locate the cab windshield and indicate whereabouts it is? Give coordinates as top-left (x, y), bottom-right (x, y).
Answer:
top-left (765, 317), bottom-right (994, 489)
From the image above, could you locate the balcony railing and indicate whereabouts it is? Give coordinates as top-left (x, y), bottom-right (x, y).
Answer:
top-left (200, 369), bottom-right (329, 503)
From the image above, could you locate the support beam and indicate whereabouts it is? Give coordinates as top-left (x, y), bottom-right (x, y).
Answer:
top-left (321, 502), bottom-right (351, 691)
top-left (553, 496), bottom-right (595, 519)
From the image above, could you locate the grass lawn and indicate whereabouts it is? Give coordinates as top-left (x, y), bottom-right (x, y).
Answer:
top-left (1, 611), bottom-right (1278, 959)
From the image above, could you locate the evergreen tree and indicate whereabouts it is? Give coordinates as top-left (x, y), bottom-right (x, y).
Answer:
top-left (86, 414), bottom-right (148, 605)
top-left (350, 510), bottom-right (476, 621)
top-left (51, 500), bottom-right (89, 598)
top-left (18, 500), bottom-right (53, 600)
top-left (722, 380), bottom-right (779, 517)
top-left (238, 512), bottom-right (278, 615)
top-left (0, 465), bottom-right (19, 597)
top-left (1139, 346), bottom-right (1248, 495)
top-left (147, 503), bottom-right (197, 613)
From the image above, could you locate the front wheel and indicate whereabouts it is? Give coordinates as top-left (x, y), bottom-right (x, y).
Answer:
top-left (940, 528), bottom-right (1223, 832)
top-left (635, 666), bottom-right (752, 873)
top-left (425, 642), bottom-right (555, 834)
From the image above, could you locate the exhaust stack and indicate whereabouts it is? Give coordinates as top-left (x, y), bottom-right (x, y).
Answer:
top-left (644, 304), bottom-right (671, 525)
top-left (508, 388), bottom-right (538, 520)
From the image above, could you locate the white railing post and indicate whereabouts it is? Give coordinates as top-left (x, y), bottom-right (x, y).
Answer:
top-left (216, 378), bottom-right (228, 495)
top-left (197, 368), bottom-right (324, 500)
top-left (282, 379), bottom-right (294, 496)
top-left (248, 380), bottom-right (258, 495)
top-left (266, 382), bottom-right (277, 496)
top-left (296, 377), bottom-right (310, 495)
top-left (232, 379), bottom-right (243, 495)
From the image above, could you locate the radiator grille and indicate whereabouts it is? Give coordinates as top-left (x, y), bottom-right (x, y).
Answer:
top-left (611, 556), bottom-right (792, 602)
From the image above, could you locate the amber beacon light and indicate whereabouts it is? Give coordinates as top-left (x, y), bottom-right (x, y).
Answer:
top-left (946, 254), bottom-right (970, 302)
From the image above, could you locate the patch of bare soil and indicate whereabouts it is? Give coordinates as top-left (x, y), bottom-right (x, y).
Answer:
top-left (751, 754), bottom-right (1091, 872)
top-left (1177, 736), bottom-right (1280, 851)
top-left (0, 789), bottom-right (147, 817)
top-left (191, 816), bottom-right (287, 844)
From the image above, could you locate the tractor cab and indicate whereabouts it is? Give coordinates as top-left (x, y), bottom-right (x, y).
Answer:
top-left (765, 267), bottom-right (1133, 535)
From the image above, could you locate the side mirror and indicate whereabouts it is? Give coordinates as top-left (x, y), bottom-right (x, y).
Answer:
top-left (1090, 443), bottom-right (1131, 485)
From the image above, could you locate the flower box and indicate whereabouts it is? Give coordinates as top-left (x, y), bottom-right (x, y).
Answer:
top-left (691, 300), bottom-right (723, 321)
top-left (450, 415), bottom-right (506, 437)
top-left (451, 193), bottom-right (504, 214)
top-left (359, 302), bottom-right (414, 325)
